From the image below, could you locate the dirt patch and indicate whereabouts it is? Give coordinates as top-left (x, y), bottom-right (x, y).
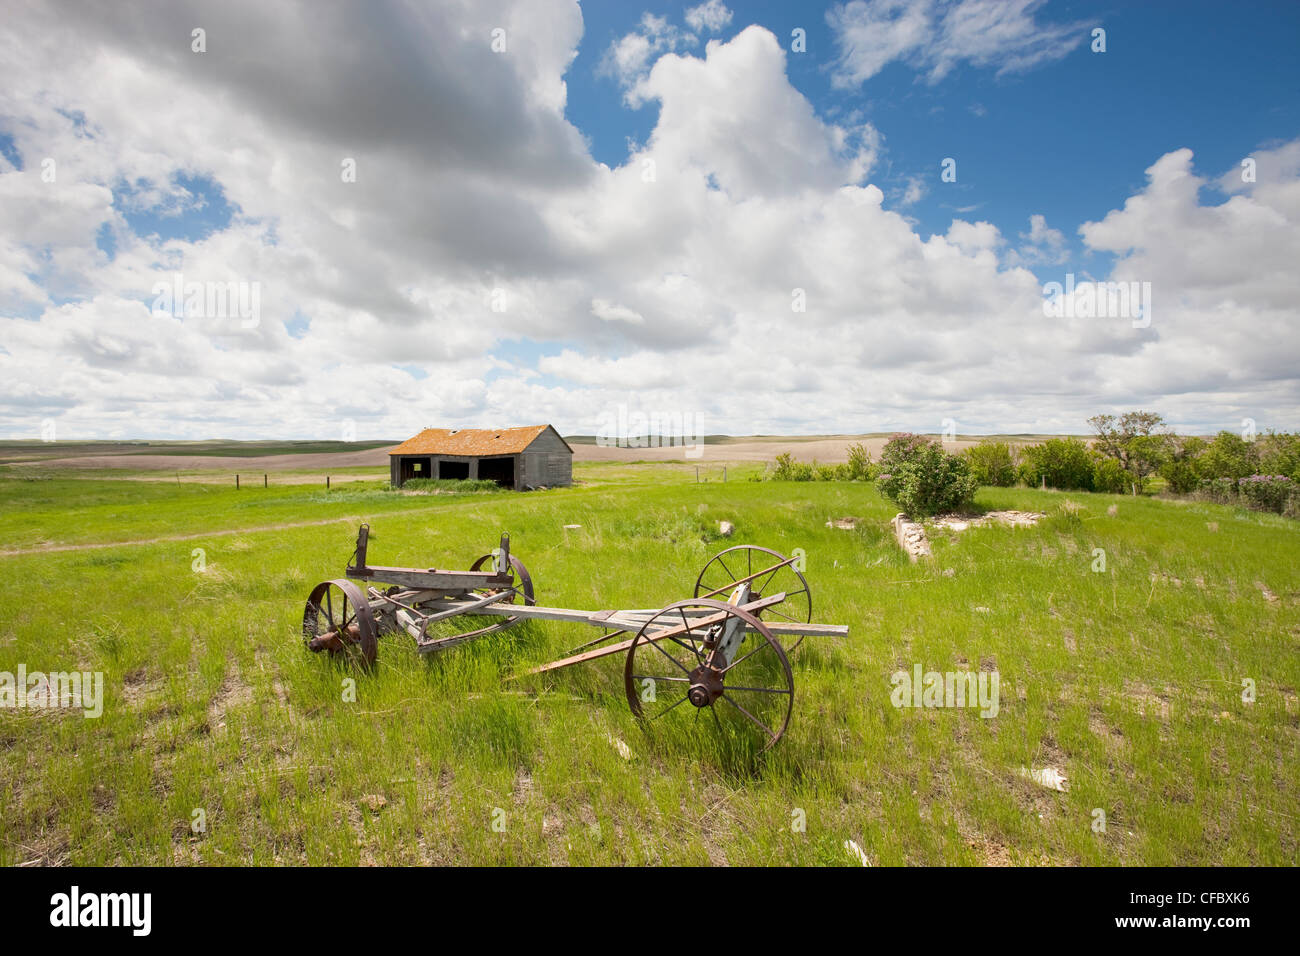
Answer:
top-left (929, 510), bottom-right (1045, 532)
top-left (207, 667), bottom-right (255, 736)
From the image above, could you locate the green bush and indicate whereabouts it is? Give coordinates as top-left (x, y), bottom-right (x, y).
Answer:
top-left (963, 441), bottom-right (1016, 486)
top-left (1092, 456), bottom-right (1130, 494)
top-left (767, 447), bottom-right (873, 483)
top-left (845, 442), bottom-right (876, 481)
top-left (1258, 432), bottom-right (1300, 481)
top-left (1018, 438), bottom-right (1095, 491)
top-left (1197, 431), bottom-right (1259, 481)
top-left (876, 433), bottom-right (978, 517)
top-left (1198, 477), bottom-right (1237, 503)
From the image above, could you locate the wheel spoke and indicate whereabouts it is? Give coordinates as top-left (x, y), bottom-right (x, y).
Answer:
top-left (719, 693), bottom-right (777, 740)
top-left (722, 639), bottom-right (775, 673)
top-left (631, 674), bottom-right (690, 683)
top-left (716, 554), bottom-right (738, 588)
top-left (643, 634), bottom-right (692, 676)
top-left (722, 685), bottom-right (791, 694)
top-left (650, 694), bottom-right (691, 721)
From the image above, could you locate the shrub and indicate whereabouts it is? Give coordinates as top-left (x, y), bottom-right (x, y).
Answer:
top-left (845, 442), bottom-right (876, 481)
top-left (876, 433), bottom-right (978, 517)
top-left (1091, 456), bottom-right (1130, 494)
top-left (769, 453), bottom-right (815, 481)
top-left (1197, 431), bottom-right (1259, 481)
top-left (1018, 438), bottom-right (1095, 491)
top-left (1257, 432), bottom-right (1300, 481)
top-left (963, 441), bottom-right (1016, 487)
top-left (1237, 474), bottom-right (1293, 513)
top-left (1198, 477), bottom-right (1237, 503)
top-left (766, 446), bottom-right (874, 482)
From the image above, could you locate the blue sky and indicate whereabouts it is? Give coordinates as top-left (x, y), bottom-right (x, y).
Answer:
top-left (569, 0), bottom-right (1300, 285)
top-left (1, 0), bottom-right (1298, 440)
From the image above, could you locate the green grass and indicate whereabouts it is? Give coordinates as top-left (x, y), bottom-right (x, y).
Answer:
top-left (0, 467), bottom-right (1296, 865)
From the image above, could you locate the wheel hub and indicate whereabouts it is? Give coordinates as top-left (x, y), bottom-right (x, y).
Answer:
top-left (687, 663), bottom-right (725, 707)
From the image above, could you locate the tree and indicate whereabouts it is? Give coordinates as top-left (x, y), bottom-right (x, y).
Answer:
top-left (1088, 411), bottom-right (1170, 490)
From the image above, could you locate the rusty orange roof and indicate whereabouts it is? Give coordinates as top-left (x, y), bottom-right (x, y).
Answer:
top-left (389, 425), bottom-right (568, 456)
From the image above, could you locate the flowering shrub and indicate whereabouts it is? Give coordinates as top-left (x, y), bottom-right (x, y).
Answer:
top-left (1237, 474), bottom-right (1293, 513)
top-left (877, 433), bottom-right (978, 517)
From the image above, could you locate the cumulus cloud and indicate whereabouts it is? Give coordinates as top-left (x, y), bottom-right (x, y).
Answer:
top-left (828, 0), bottom-right (1091, 87)
top-left (1006, 214), bottom-right (1068, 266)
top-left (0, 2), bottom-right (1296, 441)
top-left (599, 13), bottom-right (697, 91)
top-left (686, 1), bottom-right (734, 33)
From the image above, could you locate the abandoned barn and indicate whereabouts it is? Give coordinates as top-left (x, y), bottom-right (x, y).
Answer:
top-left (388, 424), bottom-right (573, 489)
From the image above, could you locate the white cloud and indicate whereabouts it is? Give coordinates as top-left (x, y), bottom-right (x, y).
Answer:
top-left (0, 4), bottom-right (1296, 440)
top-left (685, 1), bottom-right (734, 33)
top-left (629, 26), bottom-right (881, 195)
top-left (599, 13), bottom-right (696, 91)
top-left (828, 0), bottom-right (1090, 87)
top-left (1006, 213), bottom-right (1068, 266)
top-left (591, 298), bottom-right (644, 324)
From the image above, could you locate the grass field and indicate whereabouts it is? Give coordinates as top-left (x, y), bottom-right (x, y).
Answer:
top-left (1, 462), bottom-right (1296, 865)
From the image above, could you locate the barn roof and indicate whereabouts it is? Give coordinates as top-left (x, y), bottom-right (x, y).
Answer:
top-left (388, 424), bottom-right (570, 457)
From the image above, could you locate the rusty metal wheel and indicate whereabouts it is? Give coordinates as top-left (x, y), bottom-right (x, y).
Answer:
top-left (694, 545), bottom-right (812, 650)
top-left (303, 579), bottom-right (378, 667)
top-left (624, 599), bottom-right (794, 752)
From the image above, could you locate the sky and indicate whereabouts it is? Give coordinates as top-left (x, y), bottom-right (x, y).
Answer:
top-left (1, 0), bottom-right (1298, 441)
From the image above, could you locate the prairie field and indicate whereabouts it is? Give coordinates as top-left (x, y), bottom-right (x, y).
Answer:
top-left (0, 460), bottom-right (1297, 865)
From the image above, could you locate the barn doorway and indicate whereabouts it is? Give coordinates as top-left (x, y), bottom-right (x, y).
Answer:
top-left (400, 457), bottom-right (431, 484)
top-left (477, 456), bottom-right (515, 488)
top-left (438, 460), bottom-right (469, 480)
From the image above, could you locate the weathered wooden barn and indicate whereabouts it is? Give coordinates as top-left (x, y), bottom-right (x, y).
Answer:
top-left (388, 424), bottom-right (573, 490)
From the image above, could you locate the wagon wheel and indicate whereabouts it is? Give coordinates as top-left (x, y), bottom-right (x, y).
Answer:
top-left (695, 545), bottom-right (812, 650)
top-left (415, 552), bottom-right (536, 644)
top-left (624, 598), bottom-right (794, 752)
top-left (303, 579), bottom-right (379, 667)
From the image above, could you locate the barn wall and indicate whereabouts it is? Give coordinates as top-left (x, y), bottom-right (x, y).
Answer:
top-left (519, 429), bottom-right (573, 488)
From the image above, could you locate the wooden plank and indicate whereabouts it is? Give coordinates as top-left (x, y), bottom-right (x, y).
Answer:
top-left (522, 594), bottom-right (787, 675)
top-left (409, 594), bottom-right (847, 638)
top-left (348, 565), bottom-right (511, 590)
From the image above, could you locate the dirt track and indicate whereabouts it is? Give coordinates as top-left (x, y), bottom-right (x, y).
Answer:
top-left (17, 448), bottom-right (393, 472)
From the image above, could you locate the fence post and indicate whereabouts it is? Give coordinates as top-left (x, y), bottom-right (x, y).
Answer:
top-left (264, 474), bottom-right (267, 488)
top-left (236, 474), bottom-right (240, 490)
top-left (327, 475), bottom-right (331, 490)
